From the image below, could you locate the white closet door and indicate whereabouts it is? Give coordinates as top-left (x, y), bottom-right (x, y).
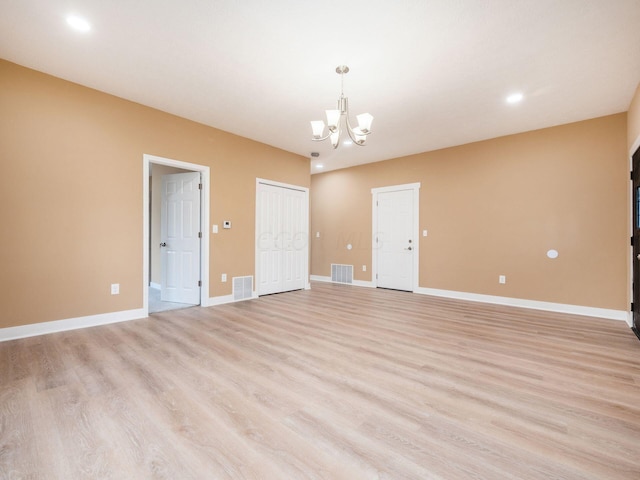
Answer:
top-left (257, 184), bottom-right (283, 295)
top-left (257, 182), bottom-right (307, 295)
top-left (282, 187), bottom-right (306, 292)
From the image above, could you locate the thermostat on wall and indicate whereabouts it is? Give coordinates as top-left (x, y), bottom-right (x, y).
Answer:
top-left (223, 220), bottom-right (231, 229)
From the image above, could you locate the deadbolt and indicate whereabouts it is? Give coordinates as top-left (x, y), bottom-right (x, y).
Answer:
top-left (160, 242), bottom-right (167, 247)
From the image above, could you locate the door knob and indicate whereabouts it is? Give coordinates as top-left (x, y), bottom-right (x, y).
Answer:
top-left (160, 242), bottom-right (167, 247)
top-left (637, 253), bottom-right (640, 260)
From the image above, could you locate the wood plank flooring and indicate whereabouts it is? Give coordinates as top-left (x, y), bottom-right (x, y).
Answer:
top-left (1, 282), bottom-right (640, 479)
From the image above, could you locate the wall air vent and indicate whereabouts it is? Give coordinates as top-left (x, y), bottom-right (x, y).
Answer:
top-left (233, 276), bottom-right (254, 301)
top-left (331, 264), bottom-right (353, 284)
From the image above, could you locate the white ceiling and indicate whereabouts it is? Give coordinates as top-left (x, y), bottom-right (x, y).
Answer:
top-left (1, 0), bottom-right (639, 173)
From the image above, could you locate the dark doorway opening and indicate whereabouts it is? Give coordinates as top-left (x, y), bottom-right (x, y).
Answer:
top-left (631, 146), bottom-right (640, 340)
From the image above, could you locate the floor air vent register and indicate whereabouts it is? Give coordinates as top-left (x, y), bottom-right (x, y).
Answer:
top-left (233, 276), bottom-right (253, 301)
top-left (331, 264), bottom-right (353, 284)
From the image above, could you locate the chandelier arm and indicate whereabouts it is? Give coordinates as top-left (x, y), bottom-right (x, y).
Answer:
top-left (347, 131), bottom-right (366, 146)
top-left (345, 116), bottom-right (371, 146)
top-left (331, 120), bottom-right (341, 149)
top-left (345, 124), bottom-right (363, 145)
top-left (345, 115), bottom-right (372, 136)
top-left (311, 132), bottom-right (333, 142)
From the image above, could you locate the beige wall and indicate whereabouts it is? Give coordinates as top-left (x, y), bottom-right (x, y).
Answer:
top-left (0, 59), bottom-right (309, 329)
top-left (628, 82), bottom-right (640, 152)
top-left (0, 56), bottom-right (632, 330)
top-left (311, 114), bottom-right (628, 311)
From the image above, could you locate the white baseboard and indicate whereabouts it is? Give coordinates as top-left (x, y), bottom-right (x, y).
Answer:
top-left (310, 275), bottom-right (375, 288)
top-left (3, 284), bottom-right (628, 343)
top-left (149, 282), bottom-right (161, 290)
top-left (0, 308), bottom-right (147, 342)
top-left (414, 287), bottom-right (629, 323)
top-left (310, 275), bottom-right (331, 283)
top-left (208, 293), bottom-right (258, 306)
top-left (353, 279), bottom-right (375, 288)
top-left (310, 276), bottom-right (628, 323)
top-left (208, 294), bottom-right (234, 306)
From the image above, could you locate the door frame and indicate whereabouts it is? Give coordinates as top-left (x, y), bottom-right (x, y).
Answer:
top-left (371, 182), bottom-right (420, 292)
top-left (255, 178), bottom-right (310, 295)
top-left (630, 135), bottom-right (640, 329)
top-left (143, 154), bottom-right (210, 316)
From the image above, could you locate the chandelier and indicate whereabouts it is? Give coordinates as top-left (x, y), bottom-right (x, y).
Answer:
top-left (310, 65), bottom-right (374, 149)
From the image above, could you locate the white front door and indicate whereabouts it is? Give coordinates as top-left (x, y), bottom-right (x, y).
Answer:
top-left (376, 188), bottom-right (416, 291)
top-left (257, 182), bottom-right (308, 295)
top-left (161, 172), bottom-right (201, 304)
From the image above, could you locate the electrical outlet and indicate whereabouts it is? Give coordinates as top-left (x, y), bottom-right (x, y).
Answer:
top-left (221, 273), bottom-right (227, 282)
top-left (111, 283), bottom-right (120, 295)
top-left (499, 275), bottom-right (506, 284)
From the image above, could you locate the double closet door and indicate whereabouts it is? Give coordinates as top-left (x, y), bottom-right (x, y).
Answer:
top-left (256, 181), bottom-right (308, 296)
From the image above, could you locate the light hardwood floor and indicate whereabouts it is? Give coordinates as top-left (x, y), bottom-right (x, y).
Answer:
top-left (1, 282), bottom-right (639, 479)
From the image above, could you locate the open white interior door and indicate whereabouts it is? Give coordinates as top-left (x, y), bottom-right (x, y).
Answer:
top-left (160, 172), bottom-right (201, 304)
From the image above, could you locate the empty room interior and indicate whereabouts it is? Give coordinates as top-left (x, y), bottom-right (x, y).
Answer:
top-left (2, 1), bottom-right (640, 478)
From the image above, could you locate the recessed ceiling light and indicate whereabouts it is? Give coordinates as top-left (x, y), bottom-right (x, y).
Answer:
top-left (506, 92), bottom-right (524, 104)
top-left (315, 164), bottom-right (324, 169)
top-left (66, 15), bottom-right (91, 32)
